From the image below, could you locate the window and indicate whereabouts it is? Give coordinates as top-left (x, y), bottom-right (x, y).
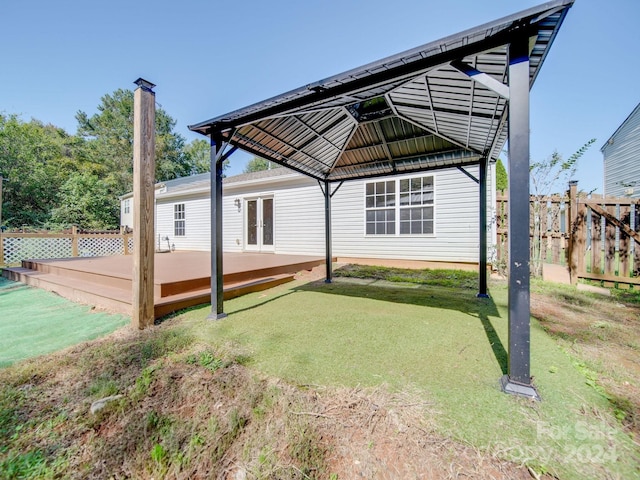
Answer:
top-left (123, 199), bottom-right (130, 214)
top-left (399, 176), bottom-right (434, 235)
top-left (365, 180), bottom-right (395, 234)
top-left (174, 203), bottom-right (185, 236)
top-left (365, 176), bottom-right (434, 235)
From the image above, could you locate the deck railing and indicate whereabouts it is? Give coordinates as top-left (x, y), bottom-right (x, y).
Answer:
top-left (0, 226), bottom-right (133, 267)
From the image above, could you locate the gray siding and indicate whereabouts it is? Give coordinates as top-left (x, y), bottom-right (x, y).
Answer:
top-left (122, 166), bottom-right (495, 264)
top-left (602, 103), bottom-right (640, 198)
top-left (223, 166), bottom-right (494, 263)
top-left (331, 166), bottom-right (491, 263)
top-left (156, 193), bottom-right (211, 251)
top-left (224, 174), bottom-right (324, 256)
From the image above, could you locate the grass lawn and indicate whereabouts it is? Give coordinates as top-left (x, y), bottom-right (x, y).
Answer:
top-left (1, 266), bottom-right (638, 478)
top-left (0, 276), bottom-right (129, 367)
top-left (178, 270), bottom-right (639, 479)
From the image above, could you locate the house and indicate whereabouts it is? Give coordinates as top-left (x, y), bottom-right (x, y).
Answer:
top-left (602, 102), bottom-right (640, 198)
top-left (120, 164), bottom-right (497, 265)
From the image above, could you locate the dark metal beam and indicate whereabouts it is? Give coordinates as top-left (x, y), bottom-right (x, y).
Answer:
top-left (478, 157), bottom-right (489, 298)
top-left (501, 35), bottom-right (540, 400)
top-left (320, 180), bottom-right (333, 283)
top-left (457, 166), bottom-right (479, 184)
top-left (209, 135), bottom-right (229, 320)
top-left (231, 132), bottom-right (326, 182)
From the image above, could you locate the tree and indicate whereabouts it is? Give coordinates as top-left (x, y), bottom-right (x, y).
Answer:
top-left (243, 156), bottom-right (281, 173)
top-left (76, 89), bottom-right (192, 198)
top-left (0, 114), bottom-right (77, 227)
top-left (50, 173), bottom-right (117, 229)
top-left (495, 158), bottom-right (508, 193)
top-left (184, 138), bottom-right (211, 174)
top-left (529, 138), bottom-right (596, 277)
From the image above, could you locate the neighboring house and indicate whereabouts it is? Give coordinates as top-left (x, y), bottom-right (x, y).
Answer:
top-left (602, 102), bottom-right (640, 198)
top-left (120, 165), bottom-right (496, 264)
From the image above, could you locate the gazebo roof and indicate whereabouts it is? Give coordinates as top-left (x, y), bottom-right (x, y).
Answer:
top-left (190, 0), bottom-right (573, 182)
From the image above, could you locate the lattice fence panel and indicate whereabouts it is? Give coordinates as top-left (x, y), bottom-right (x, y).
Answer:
top-left (77, 237), bottom-right (125, 257)
top-left (2, 237), bottom-right (72, 265)
top-left (128, 237), bottom-right (134, 252)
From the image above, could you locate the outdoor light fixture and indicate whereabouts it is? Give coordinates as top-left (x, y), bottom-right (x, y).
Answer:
top-left (234, 198), bottom-right (241, 212)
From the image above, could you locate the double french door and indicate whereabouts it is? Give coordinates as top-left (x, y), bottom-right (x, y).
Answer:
top-left (245, 196), bottom-right (274, 252)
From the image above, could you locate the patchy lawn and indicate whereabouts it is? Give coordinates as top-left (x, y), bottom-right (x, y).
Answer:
top-left (531, 279), bottom-right (640, 442)
top-left (0, 266), bottom-right (638, 479)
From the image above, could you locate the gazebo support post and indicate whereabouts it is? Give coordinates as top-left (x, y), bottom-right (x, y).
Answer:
top-left (501, 35), bottom-right (540, 400)
top-left (478, 157), bottom-right (489, 298)
top-left (209, 135), bottom-right (228, 320)
top-left (323, 180), bottom-right (333, 283)
top-left (318, 180), bottom-right (343, 283)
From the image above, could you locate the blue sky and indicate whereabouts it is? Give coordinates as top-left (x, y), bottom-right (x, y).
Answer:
top-left (2, 0), bottom-right (639, 192)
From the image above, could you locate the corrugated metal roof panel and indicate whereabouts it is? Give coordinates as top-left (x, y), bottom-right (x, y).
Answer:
top-left (190, 0), bottom-right (573, 182)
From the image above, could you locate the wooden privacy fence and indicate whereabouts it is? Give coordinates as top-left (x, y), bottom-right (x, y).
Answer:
top-left (496, 182), bottom-right (640, 287)
top-left (0, 226), bottom-right (133, 267)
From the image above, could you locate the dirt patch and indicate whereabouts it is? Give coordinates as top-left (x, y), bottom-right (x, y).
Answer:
top-left (0, 322), bottom-right (544, 479)
top-left (287, 386), bottom-right (537, 480)
top-left (531, 287), bottom-right (640, 440)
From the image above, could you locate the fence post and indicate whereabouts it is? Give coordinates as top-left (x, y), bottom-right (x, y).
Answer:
top-left (0, 233), bottom-right (4, 266)
top-left (71, 225), bottom-right (79, 257)
top-left (567, 181), bottom-right (580, 284)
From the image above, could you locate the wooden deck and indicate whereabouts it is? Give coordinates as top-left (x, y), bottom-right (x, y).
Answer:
top-left (2, 252), bottom-right (328, 319)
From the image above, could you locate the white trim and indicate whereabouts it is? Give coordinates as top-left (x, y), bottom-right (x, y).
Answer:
top-left (243, 194), bottom-right (275, 252)
top-left (363, 173), bottom-right (437, 237)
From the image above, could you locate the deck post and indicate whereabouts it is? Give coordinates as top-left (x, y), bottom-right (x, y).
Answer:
top-left (500, 36), bottom-right (540, 400)
top-left (209, 136), bottom-right (227, 319)
top-left (323, 180), bottom-right (332, 283)
top-left (478, 157), bottom-right (489, 298)
top-left (132, 78), bottom-right (156, 330)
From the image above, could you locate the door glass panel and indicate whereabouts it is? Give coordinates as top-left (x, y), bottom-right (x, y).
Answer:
top-left (247, 200), bottom-right (257, 245)
top-left (262, 198), bottom-right (274, 246)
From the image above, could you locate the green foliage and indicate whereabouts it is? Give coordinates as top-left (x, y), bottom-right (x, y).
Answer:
top-left (150, 443), bottom-right (167, 464)
top-left (86, 374), bottom-right (120, 398)
top-left (0, 450), bottom-right (48, 479)
top-left (0, 114), bottom-right (77, 227)
top-left (50, 172), bottom-right (117, 229)
top-left (186, 350), bottom-right (225, 372)
top-left (134, 366), bottom-right (157, 398)
top-left (243, 155), bottom-right (281, 173)
top-left (76, 88), bottom-right (192, 197)
top-left (184, 138), bottom-right (210, 174)
top-left (495, 158), bottom-right (507, 192)
top-left (0, 89), bottom-right (206, 229)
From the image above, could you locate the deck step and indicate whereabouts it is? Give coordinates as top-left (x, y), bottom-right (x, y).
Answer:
top-left (3, 267), bottom-right (132, 316)
top-left (154, 274), bottom-right (295, 318)
top-left (3, 267), bottom-right (296, 320)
